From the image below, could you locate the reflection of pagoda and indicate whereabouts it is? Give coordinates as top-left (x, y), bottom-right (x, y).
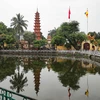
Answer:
top-left (46, 58), bottom-right (52, 71)
top-left (34, 9), bottom-right (42, 40)
top-left (33, 68), bottom-right (41, 95)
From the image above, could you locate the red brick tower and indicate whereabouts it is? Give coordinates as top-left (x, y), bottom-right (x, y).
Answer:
top-left (34, 9), bottom-right (42, 40)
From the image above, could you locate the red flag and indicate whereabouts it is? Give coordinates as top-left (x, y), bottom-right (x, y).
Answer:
top-left (68, 7), bottom-right (71, 19)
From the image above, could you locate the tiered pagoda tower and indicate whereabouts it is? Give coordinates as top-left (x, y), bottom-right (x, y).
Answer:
top-left (33, 68), bottom-right (41, 95)
top-left (34, 9), bottom-right (42, 40)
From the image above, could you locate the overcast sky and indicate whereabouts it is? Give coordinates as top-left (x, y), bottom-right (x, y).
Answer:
top-left (0, 0), bottom-right (99, 38)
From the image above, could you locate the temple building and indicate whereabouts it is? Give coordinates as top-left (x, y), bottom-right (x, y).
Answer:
top-left (46, 34), bottom-right (52, 49)
top-left (34, 9), bottom-right (42, 40)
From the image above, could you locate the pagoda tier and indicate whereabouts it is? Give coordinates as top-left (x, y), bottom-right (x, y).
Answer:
top-left (33, 68), bottom-right (41, 95)
top-left (34, 10), bottom-right (42, 40)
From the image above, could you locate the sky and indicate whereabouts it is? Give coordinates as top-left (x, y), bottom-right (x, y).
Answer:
top-left (0, 0), bottom-right (99, 38)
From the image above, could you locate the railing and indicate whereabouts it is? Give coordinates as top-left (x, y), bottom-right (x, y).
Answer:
top-left (0, 87), bottom-right (36, 100)
top-left (57, 50), bottom-right (100, 56)
top-left (0, 50), bottom-right (56, 54)
top-left (0, 50), bottom-right (100, 57)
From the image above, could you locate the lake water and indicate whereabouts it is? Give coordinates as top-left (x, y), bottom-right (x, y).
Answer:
top-left (0, 55), bottom-right (100, 100)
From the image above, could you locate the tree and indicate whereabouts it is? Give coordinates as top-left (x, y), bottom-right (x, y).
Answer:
top-left (23, 31), bottom-right (36, 49)
top-left (5, 34), bottom-right (16, 49)
top-left (0, 57), bottom-right (16, 82)
top-left (10, 72), bottom-right (28, 93)
top-left (51, 60), bottom-right (86, 90)
top-left (88, 32), bottom-right (96, 37)
top-left (96, 32), bottom-right (100, 39)
top-left (7, 28), bottom-right (15, 35)
top-left (10, 58), bottom-right (28, 93)
top-left (51, 35), bottom-right (66, 46)
top-left (0, 34), bottom-right (6, 49)
top-left (56, 21), bottom-right (87, 50)
top-left (0, 22), bottom-right (16, 49)
top-left (10, 13), bottom-right (28, 40)
top-left (0, 22), bottom-right (7, 34)
top-left (33, 40), bottom-right (47, 49)
top-left (48, 28), bottom-right (56, 38)
top-left (59, 21), bottom-right (79, 34)
top-left (67, 32), bottom-right (87, 50)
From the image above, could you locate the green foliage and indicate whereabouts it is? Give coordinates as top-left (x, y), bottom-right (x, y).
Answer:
top-left (23, 31), bottom-right (36, 49)
top-left (24, 31), bottom-right (35, 41)
top-left (11, 13), bottom-right (28, 40)
top-left (31, 60), bottom-right (46, 68)
top-left (4, 34), bottom-right (16, 49)
top-left (60, 21), bottom-right (79, 34)
top-left (69, 32), bottom-right (86, 44)
top-left (51, 35), bottom-right (66, 46)
top-left (0, 57), bottom-right (16, 82)
top-left (65, 42), bottom-right (71, 49)
top-left (55, 21), bottom-right (87, 50)
top-left (95, 32), bottom-right (100, 39)
top-left (0, 22), bottom-right (7, 34)
top-left (51, 60), bottom-right (86, 90)
top-left (88, 32), bottom-right (96, 37)
top-left (0, 33), bottom-right (15, 49)
top-left (21, 58), bottom-right (46, 73)
top-left (96, 39), bottom-right (100, 46)
top-left (33, 39), bottom-right (47, 48)
top-left (87, 32), bottom-right (100, 46)
top-left (48, 28), bottom-right (56, 38)
top-left (0, 22), bottom-right (17, 49)
top-left (5, 34), bottom-right (15, 44)
top-left (7, 28), bottom-right (15, 35)
top-left (51, 58), bottom-right (100, 90)
top-left (42, 35), bottom-right (46, 39)
top-left (0, 34), bottom-right (6, 48)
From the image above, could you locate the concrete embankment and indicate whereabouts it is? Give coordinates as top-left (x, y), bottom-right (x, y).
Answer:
top-left (0, 50), bottom-right (58, 56)
top-left (0, 50), bottom-right (100, 63)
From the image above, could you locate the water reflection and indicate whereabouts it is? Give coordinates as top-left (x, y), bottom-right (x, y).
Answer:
top-left (10, 67), bottom-right (28, 93)
top-left (0, 57), bottom-right (16, 82)
top-left (20, 57), bottom-right (46, 95)
top-left (85, 75), bottom-right (89, 97)
top-left (0, 56), bottom-right (100, 100)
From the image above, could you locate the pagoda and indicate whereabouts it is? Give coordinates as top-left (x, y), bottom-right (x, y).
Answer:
top-left (34, 9), bottom-right (42, 40)
top-left (33, 68), bottom-right (41, 95)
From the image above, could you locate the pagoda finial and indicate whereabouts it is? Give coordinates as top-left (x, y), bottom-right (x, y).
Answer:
top-left (37, 7), bottom-right (38, 12)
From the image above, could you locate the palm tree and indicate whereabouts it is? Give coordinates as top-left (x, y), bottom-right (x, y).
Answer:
top-left (11, 13), bottom-right (28, 41)
top-left (10, 71), bottom-right (28, 93)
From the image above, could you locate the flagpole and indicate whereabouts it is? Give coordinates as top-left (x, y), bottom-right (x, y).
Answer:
top-left (86, 74), bottom-right (89, 97)
top-left (69, 19), bottom-right (70, 22)
top-left (87, 74), bottom-right (89, 90)
top-left (87, 17), bottom-right (88, 34)
top-left (85, 8), bottom-right (88, 34)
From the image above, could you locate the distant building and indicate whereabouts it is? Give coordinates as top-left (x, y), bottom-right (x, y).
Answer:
top-left (81, 34), bottom-right (98, 51)
top-left (34, 9), bottom-right (42, 40)
top-left (20, 40), bottom-right (29, 49)
top-left (46, 34), bottom-right (52, 49)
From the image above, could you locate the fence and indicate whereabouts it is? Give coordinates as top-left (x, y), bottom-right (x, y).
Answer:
top-left (0, 87), bottom-right (36, 100)
top-left (0, 50), bottom-right (100, 57)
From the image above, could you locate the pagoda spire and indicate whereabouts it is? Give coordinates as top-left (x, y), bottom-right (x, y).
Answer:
top-left (34, 9), bottom-right (42, 40)
top-left (37, 8), bottom-right (38, 12)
